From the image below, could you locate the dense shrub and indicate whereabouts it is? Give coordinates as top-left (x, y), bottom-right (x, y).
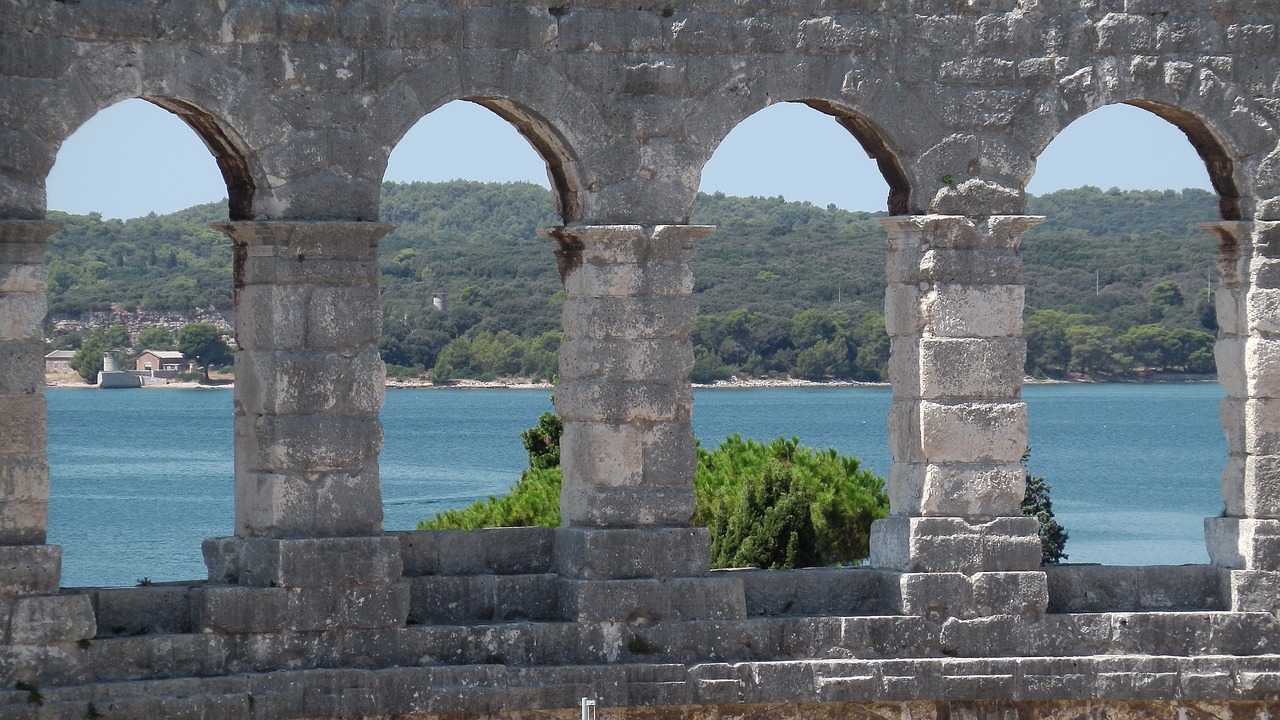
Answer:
top-left (419, 415), bottom-right (890, 570)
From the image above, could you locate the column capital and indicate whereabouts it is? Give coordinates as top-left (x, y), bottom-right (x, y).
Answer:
top-left (213, 221), bottom-right (395, 258)
top-left (879, 215), bottom-right (1043, 250)
top-left (0, 220), bottom-right (62, 264)
top-left (542, 224), bottom-right (715, 281)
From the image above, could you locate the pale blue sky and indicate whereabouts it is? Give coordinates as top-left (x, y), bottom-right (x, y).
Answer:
top-left (46, 100), bottom-right (1214, 220)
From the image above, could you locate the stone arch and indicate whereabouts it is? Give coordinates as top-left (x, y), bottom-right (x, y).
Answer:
top-left (1017, 57), bottom-right (1279, 222)
top-left (20, 44), bottom-right (282, 220)
top-left (364, 59), bottom-right (599, 225)
top-left (685, 65), bottom-right (914, 217)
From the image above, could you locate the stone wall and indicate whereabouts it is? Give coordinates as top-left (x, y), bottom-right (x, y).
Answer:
top-left (3, 1), bottom-right (1280, 717)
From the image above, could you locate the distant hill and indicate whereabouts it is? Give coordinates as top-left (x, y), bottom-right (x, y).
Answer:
top-left (45, 182), bottom-right (1223, 380)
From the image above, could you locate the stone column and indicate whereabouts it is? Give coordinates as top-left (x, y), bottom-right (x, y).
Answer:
top-left (0, 219), bottom-right (94, 646)
top-left (872, 215), bottom-right (1048, 620)
top-left (545, 224), bottom-right (744, 622)
top-left (200, 221), bottom-right (407, 633)
top-left (1203, 220), bottom-right (1280, 612)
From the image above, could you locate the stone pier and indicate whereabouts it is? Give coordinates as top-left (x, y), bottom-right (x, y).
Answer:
top-left (548, 224), bottom-right (745, 622)
top-left (873, 215), bottom-right (1047, 620)
top-left (1205, 220), bottom-right (1280, 613)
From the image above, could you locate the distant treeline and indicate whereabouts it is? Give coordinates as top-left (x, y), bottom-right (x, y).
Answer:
top-left (45, 182), bottom-right (1221, 381)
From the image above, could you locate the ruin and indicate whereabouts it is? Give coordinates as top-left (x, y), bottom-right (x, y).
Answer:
top-left (3, 0), bottom-right (1280, 717)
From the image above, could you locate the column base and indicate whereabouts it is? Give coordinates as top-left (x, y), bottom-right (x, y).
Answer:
top-left (1205, 517), bottom-right (1280, 570)
top-left (200, 536), bottom-right (408, 632)
top-left (870, 516), bottom-right (1042, 573)
top-left (882, 570), bottom-right (1048, 621)
top-left (1222, 570), bottom-right (1280, 613)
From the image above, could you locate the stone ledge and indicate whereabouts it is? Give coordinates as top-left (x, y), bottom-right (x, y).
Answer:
top-left (394, 528), bottom-right (555, 577)
top-left (1045, 564), bottom-right (1225, 613)
top-left (552, 527), bottom-right (711, 580)
top-left (8, 656), bottom-right (1280, 718)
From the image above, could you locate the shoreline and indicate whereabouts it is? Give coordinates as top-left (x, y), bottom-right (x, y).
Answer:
top-left (47, 374), bottom-right (1219, 391)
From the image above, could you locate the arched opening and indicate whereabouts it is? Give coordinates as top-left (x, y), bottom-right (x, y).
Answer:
top-left (689, 101), bottom-right (899, 568)
top-left (1023, 102), bottom-right (1228, 566)
top-left (42, 98), bottom-right (241, 587)
top-left (377, 99), bottom-right (567, 533)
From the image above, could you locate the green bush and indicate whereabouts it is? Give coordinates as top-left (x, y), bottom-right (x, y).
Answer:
top-left (1021, 451), bottom-right (1069, 565)
top-left (419, 415), bottom-right (890, 570)
top-left (695, 435), bottom-right (888, 568)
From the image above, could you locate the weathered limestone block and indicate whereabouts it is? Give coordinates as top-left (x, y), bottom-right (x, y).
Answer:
top-left (1206, 516), bottom-right (1280, 569)
top-left (1045, 564), bottom-right (1225, 613)
top-left (891, 401), bottom-right (1024, 469)
top-left (889, 462), bottom-right (1025, 518)
top-left (558, 421), bottom-right (695, 492)
top-left (233, 467), bottom-right (383, 539)
top-left (553, 527), bottom-right (710, 581)
top-left (559, 575), bottom-right (745, 623)
top-left (230, 536), bottom-right (403, 588)
top-left (407, 573), bottom-right (560, 625)
top-left (0, 220), bottom-right (57, 552)
top-left (918, 337), bottom-right (1025, 399)
top-left (558, 338), bottom-right (694, 383)
top-left (1223, 569), bottom-right (1280, 613)
top-left (0, 545), bottom-right (61, 597)
top-left (394, 528), bottom-right (555, 577)
top-left (871, 516), bottom-right (1042, 574)
top-left (6, 594), bottom-right (94, 644)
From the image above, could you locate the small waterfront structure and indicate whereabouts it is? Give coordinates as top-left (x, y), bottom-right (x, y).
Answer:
top-left (43, 349), bottom-right (74, 373)
top-left (97, 350), bottom-right (140, 388)
top-left (135, 349), bottom-right (189, 377)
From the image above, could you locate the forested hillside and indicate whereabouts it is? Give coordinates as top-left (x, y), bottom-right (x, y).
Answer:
top-left (44, 182), bottom-right (1222, 381)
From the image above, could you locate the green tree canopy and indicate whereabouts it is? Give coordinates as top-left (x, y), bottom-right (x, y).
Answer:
top-left (177, 323), bottom-right (233, 382)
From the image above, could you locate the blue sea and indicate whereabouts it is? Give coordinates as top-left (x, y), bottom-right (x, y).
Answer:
top-left (45, 383), bottom-right (1226, 587)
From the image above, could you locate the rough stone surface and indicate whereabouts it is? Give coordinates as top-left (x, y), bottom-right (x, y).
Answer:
top-left (4, 2), bottom-right (1280, 714)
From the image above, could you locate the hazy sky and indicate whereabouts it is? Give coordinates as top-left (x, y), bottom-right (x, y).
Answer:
top-left (46, 99), bottom-right (1214, 221)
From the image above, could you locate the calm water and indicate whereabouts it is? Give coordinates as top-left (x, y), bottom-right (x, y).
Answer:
top-left (46, 383), bottom-right (1225, 587)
